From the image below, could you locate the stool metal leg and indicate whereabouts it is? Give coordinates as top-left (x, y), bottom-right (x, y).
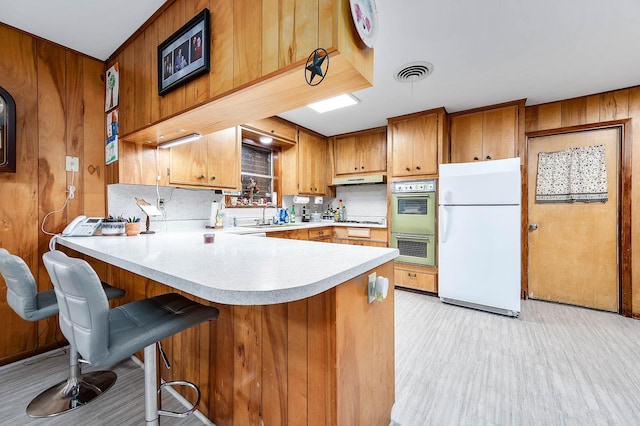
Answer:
top-left (144, 343), bottom-right (160, 426)
top-left (26, 349), bottom-right (117, 417)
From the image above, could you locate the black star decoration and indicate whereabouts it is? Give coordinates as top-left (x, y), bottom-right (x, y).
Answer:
top-left (305, 48), bottom-right (329, 86)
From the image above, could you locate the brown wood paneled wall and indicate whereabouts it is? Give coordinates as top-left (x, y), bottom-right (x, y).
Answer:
top-left (105, 0), bottom-right (373, 187)
top-left (0, 23), bottom-right (105, 365)
top-left (525, 88), bottom-right (639, 316)
top-left (107, 0), bottom-right (347, 139)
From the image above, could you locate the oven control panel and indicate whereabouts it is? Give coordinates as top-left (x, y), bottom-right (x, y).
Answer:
top-left (392, 180), bottom-right (436, 193)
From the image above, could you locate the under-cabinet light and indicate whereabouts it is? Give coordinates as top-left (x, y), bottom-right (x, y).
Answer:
top-left (307, 93), bottom-right (359, 113)
top-left (259, 136), bottom-right (273, 144)
top-left (157, 133), bottom-right (202, 149)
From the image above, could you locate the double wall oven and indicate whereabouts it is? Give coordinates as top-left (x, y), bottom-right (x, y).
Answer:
top-left (390, 179), bottom-right (436, 267)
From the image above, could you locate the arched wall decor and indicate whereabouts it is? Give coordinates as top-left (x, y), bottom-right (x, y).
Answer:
top-left (0, 86), bottom-right (16, 173)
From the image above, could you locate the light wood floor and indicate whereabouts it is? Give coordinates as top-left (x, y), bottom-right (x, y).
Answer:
top-left (392, 289), bottom-right (640, 426)
top-left (0, 349), bottom-right (208, 425)
top-left (4, 290), bottom-right (640, 425)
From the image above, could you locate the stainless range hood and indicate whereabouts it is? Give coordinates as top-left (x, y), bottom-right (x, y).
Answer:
top-left (331, 175), bottom-right (386, 185)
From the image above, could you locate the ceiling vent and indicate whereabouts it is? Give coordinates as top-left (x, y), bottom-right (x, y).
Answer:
top-left (393, 61), bottom-right (434, 83)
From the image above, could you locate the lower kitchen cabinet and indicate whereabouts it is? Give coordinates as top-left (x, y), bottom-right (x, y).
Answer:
top-left (394, 264), bottom-right (437, 293)
top-left (267, 228), bottom-right (309, 240)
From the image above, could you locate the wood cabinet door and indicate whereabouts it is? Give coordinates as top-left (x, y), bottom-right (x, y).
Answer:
top-left (450, 111), bottom-right (483, 163)
top-left (395, 266), bottom-right (437, 292)
top-left (391, 113), bottom-right (438, 176)
top-left (391, 119), bottom-right (416, 177)
top-left (169, 138), bottom-right (208, 185)
top-left (207, 127), bottom-right (240, 189)
top-left (359, 130), bottom-right (387, 173)
top-left (298, 129), bottom-right (327, 195)
top-left (412, 113), bottom-right (439, 175)
top-left (334, 135), bottom-right (359, 175)
top-left (482, 105), bottom-right (518, 161)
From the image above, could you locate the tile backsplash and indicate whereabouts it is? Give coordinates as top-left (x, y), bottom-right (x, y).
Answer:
top-left (108, 182), bottom-right (388, 230)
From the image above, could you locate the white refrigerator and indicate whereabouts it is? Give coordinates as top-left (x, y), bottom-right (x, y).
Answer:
top-left (438, 158), bottom-right (521, 317)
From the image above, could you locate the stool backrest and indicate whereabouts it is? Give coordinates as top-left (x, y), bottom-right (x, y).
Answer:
top-left (43, 250), bottom-right (111, 364)
top-left (0, 248), bottom-right (41, 320)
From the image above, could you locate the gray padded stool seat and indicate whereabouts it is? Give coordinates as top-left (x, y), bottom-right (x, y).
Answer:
top-left (43, 250), bottom-right (219, 425)
top-left (0, 247), bottom-right (125, 417)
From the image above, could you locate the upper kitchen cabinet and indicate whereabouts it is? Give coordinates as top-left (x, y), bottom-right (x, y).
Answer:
top-left (169, 127), bottom-right (240, 189)
top-left (106, 142), bottom-right (171, 186)
top-left (333, 127), bottom-right (386, 176)
top-left (108, 0), bottom-right (373, 147)
top-left (243, 117), bottom-right (297, 144)
top-left (388, 108), bottom-right (448, 178)
top-left (449, 100), bottom-right (525, 163)
top-left (298, 128), bottom-right (328, 195)
top-left (281, 128), bottom-right (328, 196)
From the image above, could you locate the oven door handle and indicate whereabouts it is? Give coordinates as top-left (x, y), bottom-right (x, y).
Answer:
top-left (394, 233), bottom-right (431, 241)
top-left (393, 193), bottom-right (433, 199)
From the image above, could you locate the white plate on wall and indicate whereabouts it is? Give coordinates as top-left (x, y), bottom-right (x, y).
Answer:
top-left (349, 0), bottom-right (379, 48)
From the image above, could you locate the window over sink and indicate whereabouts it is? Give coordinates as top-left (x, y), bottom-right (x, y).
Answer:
top-left (241, 143), bottom-right (274, 203)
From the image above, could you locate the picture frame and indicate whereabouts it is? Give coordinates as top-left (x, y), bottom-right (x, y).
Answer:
top-left (158, 8), bottom-right (210, 96)
top-left (0, 86), bottom-right (16, 173)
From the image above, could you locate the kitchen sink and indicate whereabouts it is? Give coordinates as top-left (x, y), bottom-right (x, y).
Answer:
top-left (240, 223), bottom-right (304, 229)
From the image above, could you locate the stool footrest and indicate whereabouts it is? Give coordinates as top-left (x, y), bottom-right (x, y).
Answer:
top-left (158, 380), bottom-right (201, 419)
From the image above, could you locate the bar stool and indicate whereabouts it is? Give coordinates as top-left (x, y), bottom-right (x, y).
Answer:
top-left (42, 250), bottom-right (219, 425)
top-left (0, 248), bottom-right (125, 417)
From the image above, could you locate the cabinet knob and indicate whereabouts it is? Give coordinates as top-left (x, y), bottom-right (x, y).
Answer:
top-left (473, 157), bottom-right (479, 161)
top-left (361, 166), bottom-right (365, 169)
top-left (486, 155), bottom-right (492, 160)
top-left (198, 174), bottom-right (205, 179)
top-left (354, 167), bottom-right (358, 170)
top-left (210, 176), bottom-right (216, 181)
top-left (416, 166), bottom-right (421, 171)
top-left (405, 167), bottom-right (410, 171)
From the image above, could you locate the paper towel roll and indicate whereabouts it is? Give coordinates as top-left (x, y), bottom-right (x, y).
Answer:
top-left (209, 202), bottom-right (219, 227)
top-left (292, 195), bottom-right (310, 204)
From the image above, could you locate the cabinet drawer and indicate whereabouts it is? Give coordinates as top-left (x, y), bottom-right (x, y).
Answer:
top-left (395, 266), bottom-right (437, 293)
top-left (308, 227), bottom-right (331, 241)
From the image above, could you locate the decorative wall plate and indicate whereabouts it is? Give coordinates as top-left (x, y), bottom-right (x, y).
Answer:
top-left (349, 0), bottom-right (379, 48)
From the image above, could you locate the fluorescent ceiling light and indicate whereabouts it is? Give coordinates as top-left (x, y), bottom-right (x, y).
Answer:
top-left (158, 133), bottom-right (202, 149)
top-left (307, 94), bottom-right (359, 113)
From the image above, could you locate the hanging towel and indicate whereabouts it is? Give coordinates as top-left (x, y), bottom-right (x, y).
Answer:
top-left (536, 144), bottom-right (607, 203)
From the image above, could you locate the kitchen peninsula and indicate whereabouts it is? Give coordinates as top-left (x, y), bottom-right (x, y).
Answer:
top-left (56, 232), bottom-right (398, 425)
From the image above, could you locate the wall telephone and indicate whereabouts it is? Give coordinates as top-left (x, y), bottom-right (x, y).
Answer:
top-left (62, 215), bottom-right (103, 237)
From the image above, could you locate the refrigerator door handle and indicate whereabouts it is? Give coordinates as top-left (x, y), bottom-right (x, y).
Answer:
top-left (440, 206), bottom-right (449, 244)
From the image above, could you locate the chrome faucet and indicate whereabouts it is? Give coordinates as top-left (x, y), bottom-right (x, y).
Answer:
top-left (261, 202), bottom-right (277, 225)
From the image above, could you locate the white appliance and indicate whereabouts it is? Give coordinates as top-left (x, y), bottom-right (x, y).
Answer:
top-left (438, 158), bottom-right (521, 317)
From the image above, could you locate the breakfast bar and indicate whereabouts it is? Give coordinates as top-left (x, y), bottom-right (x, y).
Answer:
top-left (56, 231), bottom-right (398, 425)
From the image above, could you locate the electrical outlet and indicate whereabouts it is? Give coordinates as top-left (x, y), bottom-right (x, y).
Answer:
top-left (65, 156), bottom-right (79, 172)
top-left (158, 198), bottom-right (165, 208)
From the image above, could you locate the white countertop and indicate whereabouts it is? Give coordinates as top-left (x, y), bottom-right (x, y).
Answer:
top-left (55, 231), bottom-right (397, 306)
